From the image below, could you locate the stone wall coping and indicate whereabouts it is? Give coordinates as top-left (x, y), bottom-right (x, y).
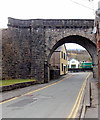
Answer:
top-left (0, 80), bottom-right (38, 92)
top-left (8, 17), bottom-right (94, 29)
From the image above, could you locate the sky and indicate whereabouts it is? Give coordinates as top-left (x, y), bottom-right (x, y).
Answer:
top-left (0, 0), bottom-right (100, 49)
top-left (0, 0), bottom-right (99, 28)
top-left (65, 43), bottom-right (85, 50)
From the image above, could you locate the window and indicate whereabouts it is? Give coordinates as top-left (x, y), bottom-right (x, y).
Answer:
top-left (61, 52), bottom-right (63, 58)
top-left (64, 53), bottom-right (66, 60)
top-left (62, 63), bottom-right (63, 71)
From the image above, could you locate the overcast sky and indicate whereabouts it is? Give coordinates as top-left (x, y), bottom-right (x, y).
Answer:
top-left (0, 0), bottom-right (99, 49)
top-left (0, 0), bottom-right (99, 28)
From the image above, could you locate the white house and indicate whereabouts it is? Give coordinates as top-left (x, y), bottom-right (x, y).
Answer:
top-left (68, 59), bottom-right (80, 68)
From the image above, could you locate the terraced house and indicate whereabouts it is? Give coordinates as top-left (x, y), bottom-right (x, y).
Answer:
top-left (50, 44), bottom-right (68, 79)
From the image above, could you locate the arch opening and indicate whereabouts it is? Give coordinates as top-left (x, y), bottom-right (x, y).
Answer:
top-left (48, 35), bottom-right (96, 62)
top-left (45, 35), bottom-right (97, 82)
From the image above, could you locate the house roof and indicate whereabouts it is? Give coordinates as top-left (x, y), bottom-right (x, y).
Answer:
top-left (55, 44), bottom-right (67, 52)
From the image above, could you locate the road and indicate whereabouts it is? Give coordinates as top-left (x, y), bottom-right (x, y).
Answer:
top-left (1, 72), bottom-right (91, 118)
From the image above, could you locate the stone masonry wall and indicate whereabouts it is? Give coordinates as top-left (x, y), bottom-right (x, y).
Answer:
top-left (30, 27), bottom-right (45, 82)
top-left (2, 20), bottom-right (45, 82)
top-left (2, 28), bottom-right (32, 79)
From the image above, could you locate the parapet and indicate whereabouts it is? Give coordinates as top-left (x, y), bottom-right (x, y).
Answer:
top-left (8, 17), bottom-right (94, 29)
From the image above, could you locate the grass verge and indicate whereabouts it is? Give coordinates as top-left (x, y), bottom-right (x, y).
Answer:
top-left (0, 79), bottom-right (36, 86)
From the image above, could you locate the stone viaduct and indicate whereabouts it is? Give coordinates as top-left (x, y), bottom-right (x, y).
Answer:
top-left (2, 17), bottom-right (98, 83)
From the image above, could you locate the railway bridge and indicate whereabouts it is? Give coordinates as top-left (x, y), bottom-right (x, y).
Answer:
top-left (2, 18), bottom-right (98, 82)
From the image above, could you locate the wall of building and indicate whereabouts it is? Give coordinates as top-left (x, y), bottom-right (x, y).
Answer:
top-left (50, 52), bottom-right (60, 69)
top-left (95, 3), bottom-right (100, 82)
top-left (50, 45), bottom-right (68, 77)
top-left (0, 29), bottom-right (2, 80)
top-left (60, 47), bottom-right (68, 75)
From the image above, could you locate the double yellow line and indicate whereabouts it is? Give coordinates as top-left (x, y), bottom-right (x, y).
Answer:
top-left (67, 73), bottom-right (90, 119)
top-left (0, 75), bottom-right (72, 104)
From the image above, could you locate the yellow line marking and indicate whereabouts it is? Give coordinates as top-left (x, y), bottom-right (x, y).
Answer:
top-left (72, 73), bottom-right (90, 118)
top-left (0, 75), bottom-right (72, 104)
top-left (72, 80), bottom-right (86, 118)
top-left (67, 73), bottom-right (90, 119)
top-left (67, 79), bottom-right (86, 119)
top-left (23, 80), bottom-right (64, 96)
top-left (1, 97), bottom-right (19, 104)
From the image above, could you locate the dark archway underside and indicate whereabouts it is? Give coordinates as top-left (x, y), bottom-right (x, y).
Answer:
top-left (48, 35), bottom-right (96, 62)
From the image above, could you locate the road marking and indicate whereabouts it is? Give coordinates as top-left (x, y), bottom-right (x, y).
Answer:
top-left (67, 78), bottom-right (86, 119)
top-left (0, 75), bottom-right (72, 104)
top-left (72, 80), bottom-right (86, 118)
top-left (67, 73), bottom-right (90, 119)
top-left (1, 97), bottom-right (19, 104)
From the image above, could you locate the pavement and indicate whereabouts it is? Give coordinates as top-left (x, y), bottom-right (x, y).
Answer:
top-left (84, 77), bottom-right (99, 119)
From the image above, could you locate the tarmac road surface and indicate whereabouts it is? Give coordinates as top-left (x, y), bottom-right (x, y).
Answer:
top-left (1, 72), bottom-right (91, 118)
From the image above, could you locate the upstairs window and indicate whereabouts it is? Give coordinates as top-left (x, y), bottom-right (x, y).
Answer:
top-left (61, 52), bottom-right (63, 58)
top-left (64, 53), bottom-right (66, 60)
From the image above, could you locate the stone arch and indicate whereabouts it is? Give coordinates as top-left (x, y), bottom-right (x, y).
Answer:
top-left (48, 35), bottom-right (96, 61)
top-left (45, 35), bottom-right (97, 82)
